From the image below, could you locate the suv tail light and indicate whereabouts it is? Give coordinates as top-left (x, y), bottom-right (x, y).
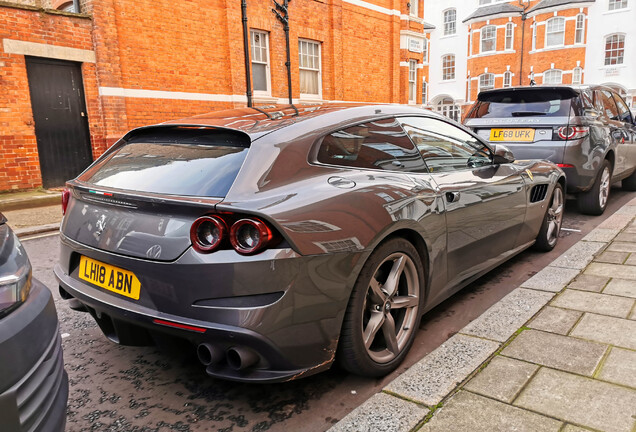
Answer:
top-left (190, 214), bottom-right (278, 255)
top-left (554, 126), bottom-right (589, 141)
top-left (61, 188), bottom-right (71, 215)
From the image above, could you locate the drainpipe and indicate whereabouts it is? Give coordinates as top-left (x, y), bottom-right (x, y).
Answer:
top-left (518, 0), bottom-right (529, 86)
top-left (241, 0), bottom-right (253, 107)
top-left (273, 0), bottom-right (293, 105)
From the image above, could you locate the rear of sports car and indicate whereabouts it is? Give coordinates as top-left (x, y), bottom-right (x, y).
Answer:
top-left (464, 87), bottom-right (597, 194)
top-left (54, 126), bottom-right (355, 382)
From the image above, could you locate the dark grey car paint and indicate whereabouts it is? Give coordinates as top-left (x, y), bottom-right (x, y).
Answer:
top-left (0, 217), bottom-right (68, 431)
top-left (55, 104), bottom-right (564, 382)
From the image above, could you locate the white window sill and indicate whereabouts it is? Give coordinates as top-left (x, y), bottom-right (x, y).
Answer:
top-left (603, 8), bottom-right (631, 15)
top-left (441, 79), bottom-right (457, 83)
top-left (299, 95), bottom-right (324, 102)
top-left (439, 34), bottom-right (457, 39)
top-left (599, 63), bottom-right (626, 69)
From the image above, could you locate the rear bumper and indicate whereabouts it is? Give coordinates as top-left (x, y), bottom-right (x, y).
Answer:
top-left (0, 280), bottom-right (68, 432)
top-left (55, 234), bottom-right (363, 382)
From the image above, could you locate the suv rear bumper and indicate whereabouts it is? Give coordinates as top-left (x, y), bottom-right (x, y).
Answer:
top-left (0, 280), bottom-right (68, 432)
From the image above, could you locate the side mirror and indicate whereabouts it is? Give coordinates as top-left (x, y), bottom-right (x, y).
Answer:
top-left (491, 144), bottom-right (515, 164)
top-left (584, 109), bottom-right (599, 119)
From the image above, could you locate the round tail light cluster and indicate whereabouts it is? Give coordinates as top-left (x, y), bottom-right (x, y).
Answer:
top-left (190, 215), bottom-right (275, 255)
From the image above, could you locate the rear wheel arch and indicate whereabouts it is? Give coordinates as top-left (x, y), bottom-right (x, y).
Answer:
top-left (605, 150), bottom-right (615, 171)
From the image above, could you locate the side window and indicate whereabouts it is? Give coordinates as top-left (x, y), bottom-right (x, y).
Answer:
top-left (597, 90), bottom-right (620, 120)
top-left (316, 118), bottom-right (426, 172)
top-left (613, 93), bottom-right (633, 123)
top-left (398, 116), bottom-right (492, 173)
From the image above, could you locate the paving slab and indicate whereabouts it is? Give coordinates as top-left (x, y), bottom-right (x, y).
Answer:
top-left (420, 390), bottom-right (562, 432)
top-left (561, 426), bottom-right (594, 432)
top-left (625, 253), bottom-right (636, 266)
top-left (570, 313), bottom-right (636, 350)
top-left (585, 262), bottom-right (636, 280)
top-left (597, 347), bottom-right (636, 390)
top-left (548, 241), bottom-right (605, 270)
top-left (551, 289), bottom-right (634, 318)
top-left (463, 356), bottom-right (538, 403)
top-left (606, 241), bottom-right (636, 253)
top-left (329, 392), bottom-right (428, 432)
top-left (528, 306), bottom-right (582, 335)
top-left (582, 227), bottom-right (621, 243)
top-left (597, 213), bottom-right (635, 229)
top-left (593, 250), bottom-right (629, 264)
top-left (615, 203), bottom-right (636, 216)
top-left (501, 329), bottom-right (607, 376)
top-left (520, 267), bottom-right (580, 292)
top-left (614, 232), bottom-right (636, 242)
top-left (460, 288), bottom-right (554, 342)
top-left (566, 274), bottom-right (609, 293)
top-left (603, 278), bottom-right (636, 298)
top-left (384, 334), bottom-right (499, 406)
top-left (514, 368), bottom-right (636, 432)
top-left (631, 307), bottom-right (636, 320)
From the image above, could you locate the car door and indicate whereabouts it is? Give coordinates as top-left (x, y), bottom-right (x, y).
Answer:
top-left (611, 92), bottom-right (636, 178)
top-left (595, 89), bottom-right (628, 177)
top-left (398, 116), bottom-right (527, 293)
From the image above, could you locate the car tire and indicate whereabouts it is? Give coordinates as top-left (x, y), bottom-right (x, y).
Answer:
top-left (622, 169), bottom-right (636, 191)
top-left (534, 183), bottom-right (564, 252)
top-left (337, 238), bottom-right (424, 377)
top-left (577, 160), bottom-right (612, 215)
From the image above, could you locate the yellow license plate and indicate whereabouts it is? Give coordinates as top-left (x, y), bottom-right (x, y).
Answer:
top-left (489, 128), bottom-right (535, 142)
top-left (79, 256), bottom-right (141, 300)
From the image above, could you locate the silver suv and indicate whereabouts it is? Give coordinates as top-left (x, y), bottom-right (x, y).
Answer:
top-left (465, 85), bottom-right (636, 214)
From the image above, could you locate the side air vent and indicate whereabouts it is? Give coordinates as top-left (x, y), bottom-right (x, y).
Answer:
top-left (530, 184), bottom-right (549, 203)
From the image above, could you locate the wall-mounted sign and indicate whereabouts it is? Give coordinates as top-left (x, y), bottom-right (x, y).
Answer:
top-left (408, 37), bottom-right (423, 53)
top-left (605, 67), bottom-right (620, 77)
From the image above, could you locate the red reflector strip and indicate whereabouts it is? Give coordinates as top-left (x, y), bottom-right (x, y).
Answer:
top-left (152, 318), bottom-right (207, 333)
top-left (557, 164), bottom-right (574, 168)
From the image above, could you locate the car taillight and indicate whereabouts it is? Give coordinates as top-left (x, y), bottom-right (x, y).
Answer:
top-left (190, 216), bottom-right (227, 253)
top-left (230, 218), bottom-right (273, 255)
top-left (61, 188), bottom-right (70, 215)
top-left (554, 126), bottom-right (589, 140)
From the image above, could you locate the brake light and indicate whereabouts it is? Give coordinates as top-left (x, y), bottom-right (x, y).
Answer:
top-left (230, 218), bottom-right (273, 255)
top-left (555, 126), bottom-right (589, 140)
top-left (190, 216), bottom-right (227, 253)
top-left (61, 188), bottom-right (70, 215)
top-left (557, 164), bottom-right (575, 168)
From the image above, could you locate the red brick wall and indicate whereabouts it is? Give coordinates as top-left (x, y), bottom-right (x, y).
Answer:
top-left (0, 4), bottom-right (95, 190)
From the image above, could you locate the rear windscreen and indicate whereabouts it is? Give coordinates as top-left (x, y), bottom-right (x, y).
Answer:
top-left (83, 128), bottom-right (250, 197)
top-left (466, 89), bottom-right (575, 119)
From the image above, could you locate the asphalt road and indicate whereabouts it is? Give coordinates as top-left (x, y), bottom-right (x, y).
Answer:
top-left (22, 188), bottom-right (635, 432)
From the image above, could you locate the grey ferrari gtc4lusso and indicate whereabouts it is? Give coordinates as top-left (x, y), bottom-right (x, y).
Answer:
top-left (55, 104), bottom-right (565, 382)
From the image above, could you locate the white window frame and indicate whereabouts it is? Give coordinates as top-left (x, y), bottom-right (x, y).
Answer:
top-left (543, 69), bottom-right (563, 84)
top-left (250, 30), bottom-right (271, 97)
top-left (575, 14), bottom-right (585, 44)
top-left (609, 0), bottom-right (628, 10)
top-left (408, 60), bottom-right (417, 104)
top-left (442, 54), bottom-right (455, 80)
top-left (572, 67), bottom-right (582, 84)
top-left (298, 39), bottom-right (322, 99)
top-left (481, 25), bottom-right (497, 53)
top-left (422, 38), bottom-right (428, 63)
top-left (443, 9), bottom-right (456, 36)
top-left (505, 22), bottom-right (514, 50)
top-left (422, 79), bottom-right (428, 104)
top-left (532, 22), bottom-right (537, 51)
top-left (503, 71), bottom-right (512, 87)
top-left (604, 33), bottom-right (625, 65)
top-left (467, 77), bottom-right (472, 102)
top-left (479, 73), bottom-right (495, 92)
top-left (410, 0), bottom-right (419, 17)
top-left (545, 17), bottom-right (565, 47)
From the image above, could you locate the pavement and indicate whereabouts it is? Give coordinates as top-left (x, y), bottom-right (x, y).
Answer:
top-left (2, 189), bottom-right (636, 432)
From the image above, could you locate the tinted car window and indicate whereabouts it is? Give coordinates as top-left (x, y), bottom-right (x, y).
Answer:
top-left (596, 90), bottom-right (619, 120)
top-left (613, 93), bottom-right (633, 123)
top-left (466, 88), bottom-right (574, 119)
top-left (399, 116), bottom-right (491, 172)
top-left (316, 118), bottom-right (426, 172)
top-left (83, 128), bottom-right (249, 197)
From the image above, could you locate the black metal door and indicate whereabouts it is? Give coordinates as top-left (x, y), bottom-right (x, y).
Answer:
top-left (26, 57), bottom-right (93, 188)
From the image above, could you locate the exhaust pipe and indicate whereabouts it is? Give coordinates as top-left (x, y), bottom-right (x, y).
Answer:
top-left (227, 346), bottom-right (259, 370)
top-left (197, 343), bottom-right (224, 366)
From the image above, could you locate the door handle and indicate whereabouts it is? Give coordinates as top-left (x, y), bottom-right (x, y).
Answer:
top-left (446, 191), bottom-right (461, 203)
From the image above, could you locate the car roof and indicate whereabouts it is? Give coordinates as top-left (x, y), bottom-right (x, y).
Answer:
top-left (153, 103), bottom-right (442, 140)
top-left (477, 84), bottom-right (615, 99)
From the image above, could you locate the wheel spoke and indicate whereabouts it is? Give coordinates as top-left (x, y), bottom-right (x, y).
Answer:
top-left (363, 311), bottom-right (385, 349)
top-left (382, 314), bottom-right (399, 355)
top-left (383, 256), bottom-right (405, 298)
top-left (546, 221), bottom-right (556, 241)
top-left (369, 278), bottom-right (386, 303)
top-left (391, 295), bottom-right (418, 309)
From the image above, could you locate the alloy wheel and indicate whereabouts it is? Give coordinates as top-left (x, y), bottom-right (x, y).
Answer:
top-left (546, 186), bottom-right (564, 247)
top-left (598, 166), bottom-right (610, 209)
top-left (361, 252), bottom-right (419, 363)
